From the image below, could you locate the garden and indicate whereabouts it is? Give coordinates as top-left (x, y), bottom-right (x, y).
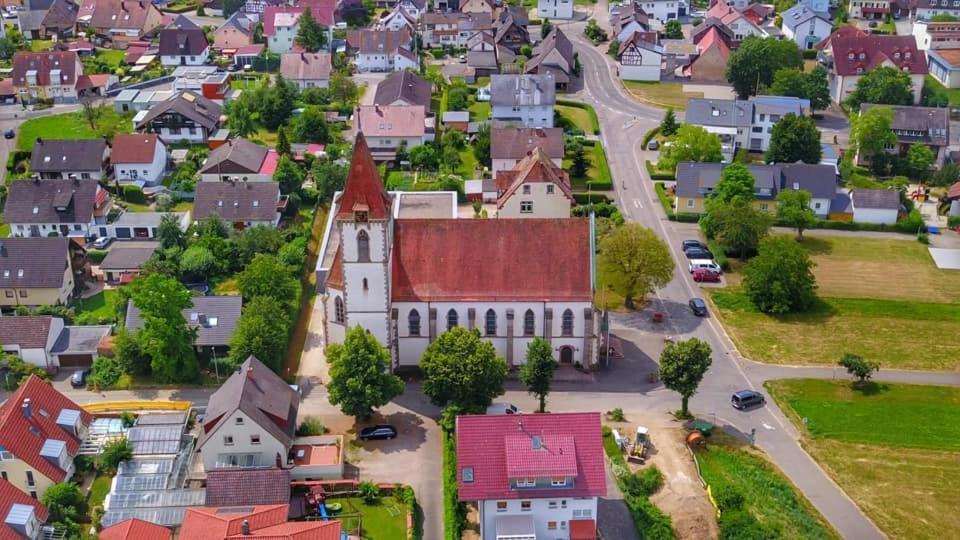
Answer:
top-left (15, 106), bottom-right (133, 152)
top-left (765, 379), bottom-right (960, 539)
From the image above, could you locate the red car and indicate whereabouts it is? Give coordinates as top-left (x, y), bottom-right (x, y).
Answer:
top-left (693, 268), bottom-right (721, 283)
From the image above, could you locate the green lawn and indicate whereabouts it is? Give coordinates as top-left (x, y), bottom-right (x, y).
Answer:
top-left (28, 39), bottom-right (53, 52)
top-left (468, 100), bottom-right (490, 121)
top-left (71, 289), bottom-right (119, 325)
top-left (556, 105), bottom-right (594, 134)
top-left (457, 146), bottom-right (478, 178)
top-left (17, 108), bottom-right (133, 152)
top-left (566, 142), bottom-right (612, 190)
top-left (330, 496), bottom-right (408, 540)
top-left (623, 81), bottom-right (704, 111)
top-left (212, 277), bottom-right (240, 295)
top-left (695, 434), bottom-right (838, 539)
top-left (766, 379), bottom-right (960, 539)
top-left (925, 75), bottom-right (960, 106)
top-left (0, 222), bottom-right (9, 238)
top-left (88, 474), bottom-right (111, 508)
top-left (93, 49), bottom-right (125, 71)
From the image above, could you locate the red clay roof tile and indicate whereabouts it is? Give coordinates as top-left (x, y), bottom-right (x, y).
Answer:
top-left (98, 518), bottom-right (172, 540)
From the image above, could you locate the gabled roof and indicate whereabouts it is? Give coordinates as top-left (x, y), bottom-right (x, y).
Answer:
top-left (199, 356), bottom-right (300, 450)
top-left (490, 74), bottom-right (555, 107)
top-left (216, 11), bottom-right (254, 36)
top-left (263, 2), bottom-right (334, 35)
top-left (4, 179), bottom-right (102, 225)
top-left (851, 188), bottom-right (900, 210)
top-left (525, 28), bottom-right (574, 75)
top-left (691, 17), bottom-right (735, 45)
top-left (125, 295), bottom-right (242, 347)
top-left (0, 478), bottom-right (49, 539)
top-left (30, 138), bottom-right (105, 173)
top-left (345, 28), bottom-right (412, 54)
top-left (0, 316), bottom-right (56, 349)
top-left (829, 34), bottom-right (927, 75)
top-left (675, 161), bottom-right (837, 200)
top-left (40, 0), bottom-right (79, 30)
top-left (180, 505), bottom-right (340, 540)
top-left (815, 24), bottom-right (866, 50)
top-left (490, 127), bottom-right (564, 160)
top-left (99, 518), bottom-right (172, 540)
top-left (618, 30), bottom-right (664, 57)
top-left (373, 70), bottom-right (432, 110)
top-left (198, 137), bottom-right (269, 175)
top-left (158, 25), bottom-right (209, 56)
top-left (204, 468), bottom-right (291, 507)
top-left (11, 51), bottom-right (79, 89)
top-left (0, 239), bottom-right (70, 290)
top-left (280, 52), bottom-right (332, 81)
top-left (111, 133), bottom-right (161, 164)
top-left (193, 181), bottom-right (279, 223)
top-left (99, 246), bottom-right (156, 271)
top-left (0, 375), bottom-right (91, 484)
top-left (781, 4), bottom-right (829, 31)
top-left (496, 147), bottom-right (574, 208)
top-left (456, 412), bottom-right (607, 501)
top-left (334, 134), bottom-right (392, 220)
top-left (779, 163), bottom-right (839, 199)
top-left (137, 90), bottom-right (222, 131)
top-left (356, 104), bottom-right (426, 138)
top-left (859, 103), bottom-right (949, 146)
top-left (89, 0), bottom-right (160, 31)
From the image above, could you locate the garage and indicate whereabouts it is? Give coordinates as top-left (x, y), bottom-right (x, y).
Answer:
top-left (57, 354), bottom-right (94, 368)
top-left (51, 326), bottom-right (112, 369)
top-left (115, 227), bottom-right (132, 239)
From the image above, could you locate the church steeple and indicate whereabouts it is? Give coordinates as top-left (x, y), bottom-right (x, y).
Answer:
top-left (336, 134), bottom-right (392, 221)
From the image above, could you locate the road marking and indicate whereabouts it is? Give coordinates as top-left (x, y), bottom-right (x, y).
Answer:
top-left (632, 199), bottom-right (643, 209)
top-left (762, 423), bottom-right (776, 431)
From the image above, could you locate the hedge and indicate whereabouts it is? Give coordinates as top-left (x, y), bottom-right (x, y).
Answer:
top-left (771, 209), bottom-right (922, 235)
top-left (654, 182), bottom-right (673, 215)
top-left (802, 49), bottom-right (818, 59)
top-left (87, 250), bottom-right (108, 264)
top-left (949, 215), bottom-right (960, 228)
top-left (123, 185), bottom-right (146, 204)
top-left (589, 142), bottom-right (613, 190)
top-left (645, 160), bottom-right (675, 181)
top-left (556, 99), bottom-right (600, 135)
top-left (442, 428), bottom-right (466, 540)
top-left (642, 126), bottom-right (660, 149)
top-left (706, 239), bottom-right (730, 271)
top-left (573, 192), bottom-right (612, 204)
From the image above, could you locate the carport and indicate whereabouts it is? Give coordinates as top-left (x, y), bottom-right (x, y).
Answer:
top-left (51, 325), bottom-right (112, 368)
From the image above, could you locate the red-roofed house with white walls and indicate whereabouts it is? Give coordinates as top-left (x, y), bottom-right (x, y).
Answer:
top-left (819, 31), bottom-right (928, 104)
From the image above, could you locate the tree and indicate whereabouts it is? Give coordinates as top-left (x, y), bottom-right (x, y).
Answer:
top-left (712, 163), bottom-right (756, 204)
top-left (845, 66), bottom-right (914, 109)
top-left (238, 254), bottom-right (300, 309)
top-left (129, 274), bottom-right (199, 382)
top-left (569, 139), bottom-right (589, 178)
top-left (313, 159), bottom-right (348, 202)
top-left (235, 225), bottom-right (283, 264)
top-left (295, 7), bottom-right (325, 52)
top-left (447, 85), bottom-right (470, 110)
top-left (276, 126), bottom-right (291, 157)
top-left (931, 161), bottom-right (960, 187)
top-left (442, 129), bottom-right (466, 150)
top-left (765, 114), bottom-right (822, 164)
top-left (420, 327), bottom-right (508, 412)
top-left (711, 200), bottom-right (772, 259)
top-left (660, 108), bottom-right (679, 137)
top-left (473, 123), bottom-right (491, 166)
top-left (743, 236), bottom-right (818, 313)
top-left (659, 338), bottom-right (713, 417)
top-left (657, 124), bottom-right (723, 172)
top-left (441, 144), bottom-right (461, 173)
top-left (327, 326), bottom-right (404, 418)
top-left (278, 236), bottom-right (308, 271)
top-left (273, 155), bottom-right (305, 194)
top-left (330, 72), bottom-right (359, 107)
top-left (906, 143), bottom-right (935, 181)
top-left (100, 437), bottom-right (134, 474)
top-left (80, 96), bottom-right (99, 129)
top-left (542, 18), bottom-right (553, 39)
top-left (852, 106), bottom-right (897, 162)
top-left (179, 245), bottom-right (219, 281)
top-left (113, 329), bottom-right (150, 376)
top-left (664, 19), bottom-right (683, 39)
top-left (726, 36), bottom-right (803, 99)
top-left (409, 144), bottom-right (439, 170)
top-left (599, 223), bottom-right (674, 307)
top-left (607, 39), bottom-right (620, 58)
top-left (229, 296), bottom-right (291, 373)
top-left (42, 483), bottom-right (84, 524)
top-left (227, 96), bottom-right (256, 137)
top-left (293, 106), bottom-right (329, 143)
top-left (261, 75), bottom-right (297, 130)
top-left (838, 353), bottom-right (880, 384)
top-left (519, 337), bottom-right (558, 413)
top-left (776, 189), bottom-right (816, 241)
top-left (157, 213), bottom-right (186, 250)
top-left (805, 65), bottom-right (831, 113)
top-left (769, 68), bottom-right (807, 100)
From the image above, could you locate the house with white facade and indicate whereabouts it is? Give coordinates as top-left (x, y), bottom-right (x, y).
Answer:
top-left (377, 4), bottom-right (417, 32)
top-left (198, 137), bottom-right (279, 182)
top-left (196, 356), bottom-right (300, 472)
top-left (5, 179), bottom-right (111, 239)
top-left (858, 103), bottom-right (950, 165)
top-left (780, 5), bottom-right (832, 50)
top-left (705, 3), bottom-right (769, 41)
top-left (456, 412), bottom-right (607, 540)
top-left (538, 0), bottom-right (573, 20)
top-left (320, 135), bottom-right (599, 368)
top-left (110, 133), bottom-right (167, 186)
top-left (496, 148), bottom-right (575, 218)
top-left (346, 29), bottom-right (419, 72)
top-left (355, 105), bottom-right (431, 161)
top-left (848, 0), bottom-right (891, 19)
top-left (280, 52), bottom-right (332, 89)
top-left (158, 16), bottom-right (209, 67)
top-left (636, 0), bottom-right (687, 21)
top-left (10, 50), bottom-right (83, 104)
top-left (29, 139), bottom-right (108, 181)
top-left (490, 74), bottom-right (556, 129)
top-left (263, 5), bottom-right (334, 54)
top-left (617, 31), bottom-right (663, 81)
top-left (829, 188), bottom-right (900, 224)
top-left (685, 95), bottom-right (810, 158)
top-left (912, 0), bottom-right (960, 20)
top-left (136, 90), bottom-right (223, 144)
top-left (819, 32), bottom-right (927, 105)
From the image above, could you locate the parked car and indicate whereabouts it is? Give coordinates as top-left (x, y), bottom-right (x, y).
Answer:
top-left (486, 403), bottom-right (520, 415)
top-left (647, 140), bottom-right (659, 151)
top-left (689, 297), bottom-right (708, 317)
top-left (70, 369), bottom-right (90, 388)
top-left (731, 390), bottom-right (765, 410)
top-left (91, 237), bottom-right (112, 249)
top-left (358, 425), bottom-right (398, 440)
top-left (868, 20), bottom-right (878, 28)
top-left (458, 54), bottom-right (467, 63)
top-left (3, 129), bottom-right (14, 139)
top-left (688, 259), bottom-right (722, 274)
top-left (685, 248), bottom-right (714, 260)
top-left (693, 268), bottom-right (721, 283)
top-left (682, 239), bottom-right (707, 253)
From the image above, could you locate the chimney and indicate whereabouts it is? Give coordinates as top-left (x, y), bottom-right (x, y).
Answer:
top-left (21, 398), bottom-right (32, 419)
top-left (241, 519), bottom-right (250, 535)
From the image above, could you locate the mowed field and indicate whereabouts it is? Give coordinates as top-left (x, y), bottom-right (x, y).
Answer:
top-left (766, 379), bottom-right (960, 540)
top-left (708, 236), bottom-right (960, 370)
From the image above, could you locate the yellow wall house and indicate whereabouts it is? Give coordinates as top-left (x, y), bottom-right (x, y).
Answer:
top-left (0, 238), bottom-right (74, 308)
top-left (0, 376), bottom-right (91, 500)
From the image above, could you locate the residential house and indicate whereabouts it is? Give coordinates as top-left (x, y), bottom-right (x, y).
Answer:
top-left (126, 295), bottom-right (242, 356)
top-left (858, 104), bottom-right (950, 165)
top-left (926, 49), bottom-right (960, 87)
top-left (198, 138), bottom-right (279, 182)
top-left (908, 0), bottom-right (960, 20)
top-left (373, 70), bottom-right (433, 113)
top-left (0, 239), bottom-right (75, 308)
top-left (193, 181), bottom-right (283, 229)
top-left (674, 161), bottom-right (838, 215)
top-left (525, 29), bottom-right (576, 89)
top-left (610, 5), bottom-right (656, 43)
top-left (29, 138), bottom-right (108, 180)
top-left (820, 33), bottom-right (927, 104)
top-left (321, 135), bottom-right (599, 368)
top-left (681, 24), bottom-right (732, 82)
top-left (280, 52), bottom-right (332, 89)
top-left (849, 0), bottom-right (891, 19)
top-left (636, 0), bottom-right (688, 21)
top-left (467, 33), bottom-right (500, 77)
top-left (397, 0), bottom-right (427, 18)
top-left (491, 127), bottom-right (564, 176)
top-left (196, 356), bottom-right (300, 471)
top-left (88, 0), bottom-right (164, 48)
top-left (5, 179), bottom-right (111, 238)
top-left (346, 29), bottom-right (418, 72)
top-left (685, 95), bottom-right (810, 157)
top-left (456, 412), bottom-right (606, 540)
top-left (830, 188), bottom-right (900, 223)
top-left (111, 133), bottom-right (168, 186)
top-left (17, 0), bottom-right (78, 40)
top-left (98, 246), bottom-right (157, 283)
top-left (780, 5), bottom-right (832, 50)
top-left (99, 519), bottom-right (172, 540)
top-left (493, 7), bottom-right (530, 52)
top-left (10, 51), bottom-right (82, 103)
top-left (490, 74), bottom-right (556, 128)
top-left (213, 11), bottom-right (255, 50)
top-left (496, 148), bottom-right (574, 218)
top-left (355, 105), bottom-right (431, 161)
top-left (443, 111), bottom-right (470, 132)
top-left (232, 44), bottom-right (265, 69)
top-left (913, 20), bottom-right (960, 87)
top-left (797, 0), bottom-right (830, 12)
top-left (0, 375), bottom-right (91, 500)
top-left (264, 4), bottom-right (334, 54)
top-left (180, 505), bottom-right (340, 540)
top-left (171, 66), bottom-right (232, 100)
top-left (136, 90), bottom-right (224, 143)
top-left (422, 12), bottom-right (464, 48)
top-left (538, 0), bottom-right (573, 20)
top-left (0, 478), bottom-right (49, 540)
top-left (460, 0), bottom-right (494, 13)
top-left (617, 31), bottom-right (663, 81)
top-left (377, 4), bottom-right (417, 32)
top-left (99, 211), bottom-right (190, 240)
top-left (0, 316), bottom-right (110, 369)
top-left (204, 468), bottom-right (291, 506)
top-left (159, 16), bottom-right (210, 66)
top-left (705, 3), bottom-right (768, 41)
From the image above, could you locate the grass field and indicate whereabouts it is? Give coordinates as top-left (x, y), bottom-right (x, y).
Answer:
top-left (766, 379), bottom-right (960, 539)
top-left (556, 105), bottom-right (594, 134)
top-left (695, 433), bottom-right (837, 539)
top-left (457, 146), bottom-right (479, 178)
top-left (468, 100), bottom-right (490, 120)
top-left (28, 39), bottom-right (54, 52)
top-left (72, 290), bottom-right (119, 325)
top-left (565, 143), bottom-right (612, 189)
top-left (925, 75), bottom-right (960, 106)
top-left (93, 49), bottom-right (125, 71)
top-left (622, 81), bottom-right (703, 110)
top-left (331, 496), bottom-right (408, 540)
top-left (18, 108), bottom-right (133, 152)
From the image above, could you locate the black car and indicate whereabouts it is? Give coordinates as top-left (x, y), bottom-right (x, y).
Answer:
top-left (3, 129), bottom-right (14, 139)
top-left (682, 239), bottom-right (707, 253)
top-left (685, 248), bottom-right (714, 260)
top-left (359, 424), bottom-right (398, 441)
top-left (731, 390), bottom-right (765, 410)
top-left (689, 297), bottom-right (708, 317)
top-left (70, 369), bottom-right (90, 388)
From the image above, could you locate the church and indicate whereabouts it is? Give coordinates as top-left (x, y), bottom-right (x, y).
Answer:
top-left (317, 135), bottom-right (599, 369)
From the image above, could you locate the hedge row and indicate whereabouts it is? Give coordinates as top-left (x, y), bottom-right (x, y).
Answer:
top-left (590, 142), bottom-right (613, 190)
top-left (645, 160), bottom-right (675, 181)
top-left (573, 192), bottom-right (612, 204)
top-left (706, 239), bottom-right (730, 271)
top-left (642, 127), bottom-right (660, 149)
top-left (87, 250), bottom-right (108, 264)
top-left (442, 428), bottom-right (466, 540)
top-left (556, 99), bottom-right (601, 135)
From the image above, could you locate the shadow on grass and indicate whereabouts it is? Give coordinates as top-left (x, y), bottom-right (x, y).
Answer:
top-left (798, 236), bottom-right (834, 255)
top-left (851, 381), bottom-right (891, 397)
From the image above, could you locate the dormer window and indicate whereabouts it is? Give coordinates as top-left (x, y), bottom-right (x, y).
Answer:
top-left (847, 52), bottom-right (854, 60)
top-left (905, 51), bottom-right (912, 59)
top-left (857, 67), bottom-right (864, 74)
top-left (551, 478), bottom-right (567, 487)
top-left (894, 51), bottom-right (901, 59)
top-left (859, 52), bottom-right (866, 60)
top-left (355, 210), bottom-right (368, 222)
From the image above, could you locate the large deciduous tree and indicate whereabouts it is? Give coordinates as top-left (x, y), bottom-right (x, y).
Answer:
top-left (906, 143), bottom-right (935, 182)
top-left (838, 353), bottom-right (880, 384)
top-left (765, 114), bottom-right (822, 164)
top-left (293, 106), bottom-right (329, 143)
top-left (725, 36), bottom-right (803, 99)
top-left (776, 189), bottom-right (817, 241)
top-left (659, 338), bottom-right (713, 417)
top-left (657, 124), bottom-right (723, 172)
top-left (420, 327), bottom-right (508, 413)
top-left (129, 274), bottom-right (199, 383)
top-left (327, 326), bottom-right (404, 418)
top-left (519, 337), bottom-right (559, 413)
top-left (273, 155), bottom-right (305, 194)
top-left (711, 200), bottom-right (772, 259)
top-left (238, 254), bottom-right (301, 310)
top-left (845, 66), bottom-right (914, 109)
top-left (852, 106), bottom-right (897, 163)
top-left (712, 163), bottom-right (756, 204)
top-left (599, 223), bottom-right (674, 308)
top-left (157, 213), bottom-right (186, 250)
top-left (229, 296), bottom-right (291, 373)
top-left (769, 66), bottom-right (830, 113)
top-left (743, 236), bottom-right (818, 313)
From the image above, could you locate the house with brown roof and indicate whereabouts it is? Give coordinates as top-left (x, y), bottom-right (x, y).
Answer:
top-left (617, 31), bottom-right (663, 81)
top-left (524, 28), bottom-right (576, 89)
top-left (180, 505), bottom-right (340, 540)
top-left (212, 11), bottom-right (255, 51)
top-left (159, 15), bottom-right (210, 67)
top-left (493, 7), bottom-right (530, 52)
top-left (321, 134), bottom-right (599, 368)
top-left (5, 179), bottom-right (111, 239)
top-left (29, 138), bottom-right (108, 180)
top-left (346, 29), bottom-right (418, 72)
top-left (280, 52), bottom-right (332, 89)
top-left (17, 0), bottom-right (78, 40)
top-left (196, 356), bottom-right (300, 471)
top-left (198, 137), bottom-right (278, 182)
top-left (461, 0), bottom-right (494, 14)
top-left (193, 181), bottom-right (282, 229)
top-left (0, 375), bottom-right (91, 500)
top-left (496, 148), bottom-right (575, 218)
top-left (355, 104), bottom-right (431, 161)
top-left (111, 133), bottom-right (168, 186)
top-left (681, 25), bottom-right (731, 82)
top-left (858, 103), bottom-right (950, 164)
top-left (88, 0), bottom-right (164, 48)
top-left (0, 316), bottom-right (111, 369)
top-left (125, 295), bottom-right (243, 353)
top-left (204, 467), bottom-right (291, 506)
top-left (10, 51), bottom-right (83, 103)
top-left (490, 127), bottom-right (564, 176)
top-left (373, 70), bottom-right (433, 112)
top-left (0, 239), bottom-right (75, 308)
top-left (136, 90), bottom-right (223, 143)
top-left (820, 31), bottom-right (927, 104)
top-left (0, 478), bottom-right (50, 539)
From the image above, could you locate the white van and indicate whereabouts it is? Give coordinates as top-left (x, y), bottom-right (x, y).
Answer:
top-left (688, 259), bottom-right (722, 274)
top-left (486, 403), bottom-right (520, 415)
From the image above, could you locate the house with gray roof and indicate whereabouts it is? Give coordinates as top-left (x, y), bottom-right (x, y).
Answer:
top-left (193, 181), bottom-right (282, 228)
top-left (685, 95), bottom-right (810, 159)
top-left (5, 179), bottom-right (112, 238)
top-left (198, 138), bottom-right (277, 182)
top-left (780, 5), bottom-right (831, 50)
top-left (0, 316), bottom-right (110, 370)
top-left (490, 74), bottom-right (555, 128)
top-left (858, 104), bottom-right (951, 165)
top-left (99, 211), bottom-right (190, 240)
top-left (136, 90), bottom-right (223, 144)
top-left (29, 138), bottom-right (108, 180)
top-left (125, 295), bottom-right (242, 355)
top-left (99, 245), bottom-right (158, 283)
top-left (0, 238), bottom-right (75, 309)
top-left (373, 70), bottom-right (433, 113)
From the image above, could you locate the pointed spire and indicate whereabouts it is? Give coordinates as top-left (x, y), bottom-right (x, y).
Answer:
top-left (336, 134), bottom-right (392, 220)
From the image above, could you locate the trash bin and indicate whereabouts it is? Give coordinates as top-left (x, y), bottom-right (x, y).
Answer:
top-left (691, 420), bottom-right (714, 437)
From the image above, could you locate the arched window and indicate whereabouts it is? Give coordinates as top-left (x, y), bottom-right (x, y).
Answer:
top-left (446, 309), bottom-right (458, 330)
top-left (334, 296), bottom-right (345, 323)
top-left (357, 230), bottom-right (370, 262)
top-left (485, 309), bottom-right (497, 336)
top-left (523, 309), bottom-right (535, 336)
top-left (362, 278), bottom-right (369, 291)
top-left (561, 309), bottom-right (574, 336)
top-left (408, 309), bottom-right (421, 336)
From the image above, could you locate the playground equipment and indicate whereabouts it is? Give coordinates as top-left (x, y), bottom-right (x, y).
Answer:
top-left (628, 426), bottom-right (649, 464)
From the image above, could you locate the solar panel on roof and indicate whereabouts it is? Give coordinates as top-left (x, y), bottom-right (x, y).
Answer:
top-left (135, 413), bottom-right (187, 426)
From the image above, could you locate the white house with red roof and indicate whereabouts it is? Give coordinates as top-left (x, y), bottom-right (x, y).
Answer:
top-left (819, 30), bottom-right (928, 104)
top-left (319, 135), bottom-right (599, 368)
top-left (496, 148), bottom-right (575, 218)
top-left (0, 478), bottom-right (49, 540)
top-left (456, 412), bottom-right (606, 540)
top-left (111, 133), bottom-right (168, 186)
top-left (264, 4), bottom-right (334, 54)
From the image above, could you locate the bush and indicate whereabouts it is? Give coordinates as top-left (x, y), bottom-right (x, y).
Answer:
top-left (122, 184), bottom-right (146, 204)
top-left (358, 481), bottom-right (380, 504)
top-left (606, 407), bottom-right (626, 422)
top-left (572, 192), bottom-right (612, 204)
top-left (119, 411), bottom-right (136, 428)
top-left (802, 49), bottom-right (818, 59)
top-left (398, 485), bottom-right (416, 506)
top-left (621, 466), bottom-right (664, 497)
top-left (430, 48), bottom-right (446, 59)
top-left (646, 160), bottom-right (675, 180)
top-left (894, 209), bottom-right (925, 234)
top-left (948, 215), bottom-right (960, 228)
top-left (706, 239), bottom-right (731, 270)
top-left (713, 486), bottom-right (745, 512)
top-left (917, 232), bottom-right (930, 244)
top-left (88, 355), bottom-right (123, 390)
top-left (642, 127), bottom-right (661, 148)
top-left (719, 509), bottom-right (776, 540)
top-left (296, 416), bottom-right (327, 436)
top-left (626, 495), bottom-right (674, 539)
